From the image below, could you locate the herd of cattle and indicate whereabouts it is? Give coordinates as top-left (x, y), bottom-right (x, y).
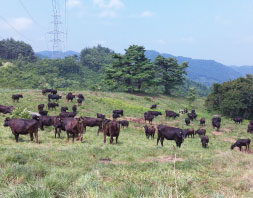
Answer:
top-left (0, 89), bottom-right (252, 152)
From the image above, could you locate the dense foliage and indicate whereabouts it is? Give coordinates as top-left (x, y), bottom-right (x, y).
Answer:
top-left (0, 38), bottom-right (36, 61)
top-left (206, 75), bottom-right (253, 119)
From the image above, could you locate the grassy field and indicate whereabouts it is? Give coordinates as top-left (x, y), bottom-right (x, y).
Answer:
top-left (0, 89), bottom-right (252, 198)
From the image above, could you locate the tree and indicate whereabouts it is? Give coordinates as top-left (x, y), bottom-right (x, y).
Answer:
top-left (104, 45), bottom-right (156, 92)
top-left (187, 88), bottom-right (197, 106)
top-left (154, 55), bottom-right (188, 95)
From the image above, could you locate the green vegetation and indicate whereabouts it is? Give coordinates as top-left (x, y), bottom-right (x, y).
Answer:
top-left (206, 74), bottom-right (253, 119)
top-left (0, 89), bottom-right (252, 197)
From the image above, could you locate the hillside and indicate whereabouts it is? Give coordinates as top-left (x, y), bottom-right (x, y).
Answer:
top-left (36, 51), bottom-right (80, 59)
top-left (0, 89), bottom-right (252, 197)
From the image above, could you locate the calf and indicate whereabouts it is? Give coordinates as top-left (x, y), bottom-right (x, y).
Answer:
top-left (72, 105), bottom-right (77, 113)
top-left (103, 120), bottom-right (120, 144)
top-left (212, 117), bottom-right (221, 131)
top-left (61, 106), bottom-right (68, 112)
top-left (182, 128), bottom-right (195, 138)
top-left (38, 104), bottom-right (45, 111)
top-left (144, 112), bottom-right (154, 124)
top-left (39, 110), bottom-right (48, 116)
top-left (231, 139), bottom-right (251, 151)
top-left (200, 118), bottom-right (205, 126)
top-left (3, 117), bottom-right (39, 143)
top-left (143, 125), bottom-right (155, 139)
top-left (157, 125), bottom-right (184, 147)
top-left (0, 105), bottom-right (14, 114)
top-left (119, 120), bottom-right (129, 128)
top-left (148, 111), bottom-right (162, 117)
top-left (113, 110), bottom-right (124, 116)
top-left (165, 110), bottom-right (179, 119)
top-left (48, 94), bottom-right (62, 102)
top-left (66, 93), bottom-right (75, 102)
top-left (12, 94), bottom-right (23, 102)
top-left (97, 113), bottom-right (105, 120)
top-left (185, 118), bottom-right (190, 126)
top-left (195, 128), bottom-right (206, 136)
top-left (201, 136), bottom-right (209, 148)
top-left (233, 117), bottom-right (243, 124)
top-left (77, 98), bottom-right (83, 106)
top-left (150, 104), bottom-right (157, 109)
top-left (82, 117), bottom-right (103, 135)
top-left (77, 94), bottom-right (84, 100)
top-left (47, 103), bottom-right (59, 110)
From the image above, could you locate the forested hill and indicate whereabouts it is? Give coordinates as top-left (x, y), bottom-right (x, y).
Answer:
top-left (145, 50), bottom-right (253, 86)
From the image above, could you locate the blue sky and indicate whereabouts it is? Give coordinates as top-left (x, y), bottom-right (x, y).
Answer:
top-left (0, 0), bottom-right (253, 65)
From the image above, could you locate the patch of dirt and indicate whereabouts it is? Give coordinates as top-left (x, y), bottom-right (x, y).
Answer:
top-left (212, 131), bottom-right (224, 136)
top-left (221, 128), bottom-right (231, 133)
top-left (223, 137), bottom-right (236, 143)
top-left (98, 158), bottom-right (128, 165)
top-left (167, 120), bottom-right (180, 125)
top-left (140, 156), bottom-right (184, 163)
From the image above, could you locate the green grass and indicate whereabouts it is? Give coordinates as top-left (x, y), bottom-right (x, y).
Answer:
top-left (0, 90), bottom-right (253, 197)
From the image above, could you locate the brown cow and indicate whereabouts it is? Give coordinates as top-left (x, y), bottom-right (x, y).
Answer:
top-left (103, 120), bottom-right (120, 144)
top-left (65, 117), bottom-right (84, 143)
top-left (82, 117), bottom-right (103, 135)
top-left (0, 105), bottom-right (14, 114)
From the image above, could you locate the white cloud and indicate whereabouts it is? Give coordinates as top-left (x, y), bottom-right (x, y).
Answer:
top-left (93, 0), bottom-right (124, 18)
top-left (67, 0), bottom-right (82, 8)
top-left (0, 17), bottom-right (33, 31)
top-left (141, 11), bottom-right (155, 18)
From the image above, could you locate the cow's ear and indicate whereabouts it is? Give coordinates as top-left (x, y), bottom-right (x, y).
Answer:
top-left (6, 117), bottom-right (10, 121)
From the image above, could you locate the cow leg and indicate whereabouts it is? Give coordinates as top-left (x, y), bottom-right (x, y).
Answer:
top-left (30, 133), bottom-right (34, 141)
top-left (80, 133), bottom-right (83, 142)
top-left (104, 134), bottom-right (106, 143)
top-left (157, 134), bottom-right (161, 145)
top-left (35, 129), bottom-right (38, 143)
top-left (54, 128), bottom-right (57, 138)
top-left (67, 132), bottom-right (70, 142)
top-left (97, 127), bottom-right (100, 136)
top-left (116, 135), bottom-right (118, 144)
top-left (161, 137), bottom-right (165, 147)
top-left (239, 146), bottom-right (242, 151)
top-left (110, 135), bottom-right (113, 144)
top-left (72, 133), bottom-right (75, 143)
top-left (14, 133), bottom-right (19, 142)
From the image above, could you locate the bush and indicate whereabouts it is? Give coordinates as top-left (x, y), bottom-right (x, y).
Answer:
top-left (10, 107), bottom-right (31, 119)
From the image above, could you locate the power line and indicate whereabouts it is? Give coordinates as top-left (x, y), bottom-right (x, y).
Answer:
top-left (18, 0), bottom-right (46, 30)
top-left (0, 15), bottom-right (32, 42)
top-left (64, 0), bottom-right (68, 51)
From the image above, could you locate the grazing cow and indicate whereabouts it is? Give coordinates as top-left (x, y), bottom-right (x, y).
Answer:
top-left (201, 136), bottom-right (209, 148)
top-left (66, 93), bottom-right (76, 102)
top-left (150, 104), bottom-right (157, 109)
top-left (77, 94), bottom-right (84, 100)
top-left (119, 120), bottom-right (129, 128)
top-left (144, 112), bottom-right (154, 124)
top-left (182, 128), bottom-right (195, 138)
top-left (59, 112), bottom-right (76, 118)
top-left (97, 113), bottom-right (105, 120)
top-left (195, 128), bottom-right (206, 136)
top-left (42, 88), bottom-right (52, 95)
top-left (3, 117), bottom-right (39, 143)
top-left (39, 110), bottom-right (48, 116)
top-left (185, 118), bottom-right (190, 126)
top-left (61, 106), bottom-right (68, 112)
top-left (0, 105), bottom-right (14, 114)
top-left (47, 103), bottom-right (59, 110)
top-left (103, 120), bottom-right (120, 144)
top-left (200, 118), bottom-right (205, 126)
top-left (165, 110), bottom-right (179, 119)
top-left (148, 111), bottom-right (162, 117)
top-left (233, 117), bottom-right (243, 124)
top-left (12, 94), bottom-right (23, 102)
top-left (48, 94), bottom-right (62, 102)
top-left (82, 117), bottom-right (103, 135)
top-left (38, 104), bottom-right (45, 111)
top-left (112, 113), bottom-right (120, 119)
top-left (143, 125), bottom-right (155, 139)
top-left (157, 125), bottom-right (184, 147)
top-left (231, 139), bottom-right (251, 151)
top-left (72, 105), bottom-right (77, 113)
top-left (212, 117), bottom-right (221, 131)
top-left (113, 110), bottom-right (124, 116)
top-left (187, 113), bottom-right (194, 121)
top-left (77, 98), bottom-right (83, 106)
top-left (51, 89), bottom-right (57, 94)
top-left (247, 121), bottom-right (253, 133)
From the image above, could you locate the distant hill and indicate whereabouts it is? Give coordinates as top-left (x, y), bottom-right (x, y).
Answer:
top-left (145, 50), bottom-right (252, 86)
top-left (36, 51), bottom-right (80, 59)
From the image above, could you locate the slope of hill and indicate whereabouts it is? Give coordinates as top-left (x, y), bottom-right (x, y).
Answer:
top-left (145, 50), bottom-right (245, 86)
top-left (230, 65), bottom-right (253, 76)
top-left (36, 51), bottom-right (80, 59)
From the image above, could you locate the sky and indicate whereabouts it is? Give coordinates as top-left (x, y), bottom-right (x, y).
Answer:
top-left (0, 0), bottom-right (253, 66)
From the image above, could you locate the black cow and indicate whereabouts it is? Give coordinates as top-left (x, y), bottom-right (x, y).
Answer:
top-left (157, 125), bottom-right (184, 147)
top-left (51, 89), bottom-right (57, 95)
top-left (233, 117), bottom-right (243, 124)
top-left (212, 117), bottom-right (221, 131)
top-left (47, 103), bottom-right (59, 110)
top-left (77, 94), bottom-right (84, 100)
top-left (195, 128), bottom-right (206, 136)
top-left (82, 117), bottom-right (103, 135)
top-left (3, 117), bottom-right (39, 143)
top-left (148, 111), bottom-right (162, 117)
top-left (182, 128), bottom-right (194, 138)
top-left (103, 120), bottom-right (120, 144)
top-left (248, 121), bottom-right (253, 133)
top-left (77, 98), bottom-right (83, 106)
top-left (143, 125), bottom-right (155, 139)
top-left (61, 106), bottom-right (69, 112)
top-left (150, 104), bottom-right (157, 109)
top-left (201, 136), bottom-right (209, 148)
top-left (38, 104), bottom-right (45, 111)
top-left (119, 120), bottom-right (129, 128)
top-left (187, 113), bottom-right (194, 121)
top-left (72, 105), bottom-right (77, 113)
top-left (37, 116), bottom-right (57, 131)
top-left (59, 112), bottom-right (77, 118)
top-left (0, 105), bottom-right (14, 114)
top-left (144, 112), bottom-right (154, 124)
top-left (112, 113), bottom-right (120, 119)
top-left (97, 113), bottom-right (105, 120)
top-left (48, 94), bottom-right (62, 102)
top-left (113, 110), bottom-right (124, 116)
top-left (42, 88), bottom-right (52, 95)
top-left (66, 93), bottom-right (75, 102)
top-left (231, 139), bottom-right (251, 151)
top-left (185, 118), bottom-right (190, 126)
top-left (39, 110), bottom-right (48, 116)
top-left (12, 94), bottom-right (23, 102)
top-left (65, 117), bottom-right (84, 142)
top-left (53, 117), bottom-right (73, 138)
top-left (165, 110), bottom-right (179, 119)
top-left (200, 118), bottom-right (205, 126)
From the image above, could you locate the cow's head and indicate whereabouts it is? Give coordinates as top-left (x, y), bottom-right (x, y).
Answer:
top-left (4, 118), bottom-right (11, 127)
